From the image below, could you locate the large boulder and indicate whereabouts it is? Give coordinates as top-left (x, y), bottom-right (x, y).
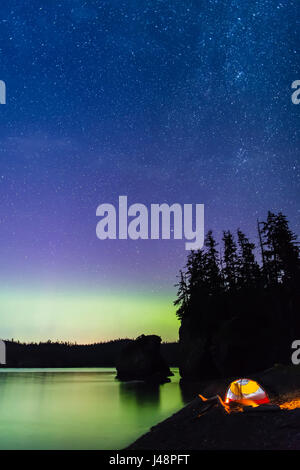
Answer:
top-left (179, 318), bottom-right (218, 380)
top-left (116, 334), bottom-right (173, 383)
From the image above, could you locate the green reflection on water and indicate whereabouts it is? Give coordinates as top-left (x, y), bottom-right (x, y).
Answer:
top-left (0, 368), bottom-right (185, 449)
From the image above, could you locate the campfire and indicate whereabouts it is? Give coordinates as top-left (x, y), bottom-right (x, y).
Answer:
top-left (198, 378), bottom-right (300, 415)
top-left (279, 398), bottom-right (300, 410)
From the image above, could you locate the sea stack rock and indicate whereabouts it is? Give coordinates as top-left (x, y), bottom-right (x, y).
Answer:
top-left (116, 334), bottom-right (173, 383)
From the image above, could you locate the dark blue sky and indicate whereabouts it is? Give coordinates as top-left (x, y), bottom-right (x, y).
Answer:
top-left (0, 1), bottom-right (299, 341)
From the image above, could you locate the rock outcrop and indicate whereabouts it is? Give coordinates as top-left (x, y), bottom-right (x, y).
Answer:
top-left (179, 288), bottom-right (300, 380)
top-left (116, 334), bottom-right (173, 383)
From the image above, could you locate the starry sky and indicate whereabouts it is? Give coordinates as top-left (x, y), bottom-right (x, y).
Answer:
top-left (0, 0), bottom-right (299, 343)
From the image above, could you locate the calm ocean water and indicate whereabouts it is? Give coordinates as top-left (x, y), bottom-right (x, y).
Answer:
top-left (0, 367), bottom-right (185, 449)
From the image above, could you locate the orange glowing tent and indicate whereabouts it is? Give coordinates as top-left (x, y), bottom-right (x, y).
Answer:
top-left (225, 378), bottom-right (270, 405)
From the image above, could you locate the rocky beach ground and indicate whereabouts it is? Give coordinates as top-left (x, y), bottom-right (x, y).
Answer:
top-left (126, 365), bottom-right (300, 450)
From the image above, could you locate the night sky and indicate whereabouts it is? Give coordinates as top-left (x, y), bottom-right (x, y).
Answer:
top-left (0, 1), bottom-right (299, 342)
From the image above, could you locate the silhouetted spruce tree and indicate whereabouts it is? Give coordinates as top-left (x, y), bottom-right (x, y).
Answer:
top-left (222, 230), bottom-right (238, 291)
top-left (272, 212), bottom-right (300, 285)
top-left (187, 249), bottom-right (207, 296)
top-left (174, 232), bottom-right (222, 320)
top-left (174, 270), bottom-right (189, 320)
top-left (188, 248), bottom-right (211, 320)
top-left (261, 211), bottom-right (300, 286)
top-left (260, 212), bottom-right (280, 285)
top-left (236, 229), bottom-right (261, 288)
top-left (174, 249), bottom-right (209, 320)
top-left (203, 230), bottom-right (223, 294)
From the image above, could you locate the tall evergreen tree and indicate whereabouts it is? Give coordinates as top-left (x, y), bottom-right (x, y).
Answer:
top-left (204, 230), bottom-right (222, 294)
top-left (222, 230), bottom-right (238, 290)
top-left (237, 229), bottom-right (261, 288)
top-left (271, 212), bottom-right (299, 284)
top-left (261, 211), bottom-right (300, 285)
top-left (174, 270), bottom-right (189, 321)
top-left (261, 211), bottom-right (280, 285)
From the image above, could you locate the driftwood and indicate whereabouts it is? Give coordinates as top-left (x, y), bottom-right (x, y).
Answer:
top-left (198, 394), bottom-right (227, 415)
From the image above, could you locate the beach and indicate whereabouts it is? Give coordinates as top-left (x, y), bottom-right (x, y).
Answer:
top-left (127, 365), bottom-right (300, 450)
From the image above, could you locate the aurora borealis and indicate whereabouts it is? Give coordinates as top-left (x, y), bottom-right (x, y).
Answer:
top-left (0, 1), bottom-right (298, 343)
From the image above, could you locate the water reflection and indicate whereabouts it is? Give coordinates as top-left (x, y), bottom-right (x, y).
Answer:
top-left (119, 381), bottom-right (160, 408)
top-left (179, 379), bottom-right (199, 403)
top-left (0, 368), bottom-right (184, 449)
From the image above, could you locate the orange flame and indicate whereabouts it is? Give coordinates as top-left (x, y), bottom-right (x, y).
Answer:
top-left (198, 394), bottom-right (208, 401)
top-left (279, 399), bottom-right (300, 410)
top-left (222, 398), bottom-right (259, 413)
top-left (199, 394), bottom-right (263, 414)
top-left (233, 398), bottom-right (259, 408)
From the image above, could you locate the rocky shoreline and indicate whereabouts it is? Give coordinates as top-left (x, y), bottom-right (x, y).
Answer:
top-left (126, 365), bottom-right (300, 450)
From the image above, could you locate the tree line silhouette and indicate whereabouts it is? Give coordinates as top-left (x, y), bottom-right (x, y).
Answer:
top-left (2, 339), bottom-right (179, 368)
top-left (175, 212), bottom-right (300, 378)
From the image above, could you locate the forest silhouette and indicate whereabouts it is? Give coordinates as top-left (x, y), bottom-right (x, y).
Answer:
top-left (175, 211), bottom-right (300, 378)
top-left (2, 339), bottom-right (178, 368)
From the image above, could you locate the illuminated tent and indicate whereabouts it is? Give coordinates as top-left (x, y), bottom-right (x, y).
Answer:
top-left (225, 378), bottom-right (270, 405)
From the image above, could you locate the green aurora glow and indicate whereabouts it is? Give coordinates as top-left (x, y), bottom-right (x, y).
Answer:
top-left (0, 288), bottom-right (179, 343)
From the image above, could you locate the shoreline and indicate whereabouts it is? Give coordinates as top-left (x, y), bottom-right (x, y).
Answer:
top-left (126, 365), bottom-right (300, 450)
top-left (126, 397), bottom-right (300, 450)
